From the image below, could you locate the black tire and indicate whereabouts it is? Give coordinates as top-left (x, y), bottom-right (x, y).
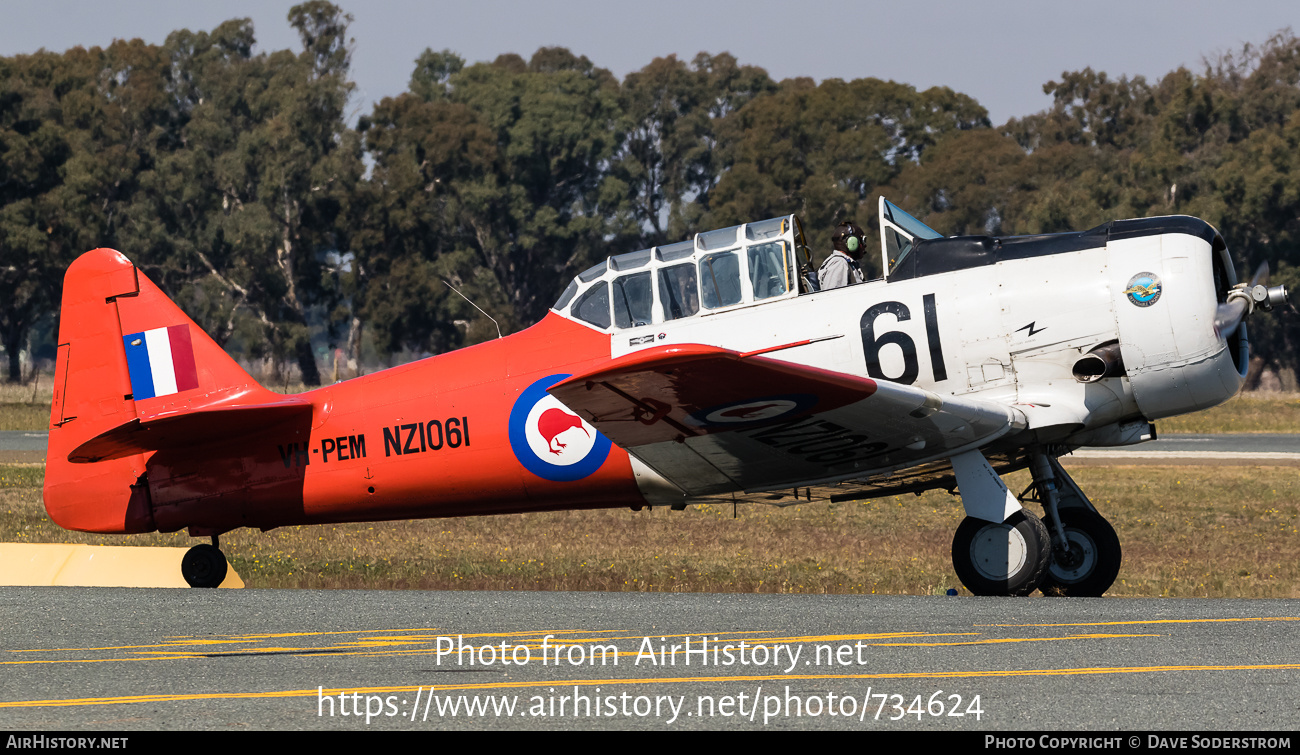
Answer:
top-left (1038, 508), bottom-right (1122, 597)
top-left (181, 544), bottom-right (228, 588)
top-left (952, 510), bottom-right (1051, 597)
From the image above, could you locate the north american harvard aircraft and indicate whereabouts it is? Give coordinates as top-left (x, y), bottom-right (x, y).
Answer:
top-left (43, 197), bottom-right (1287, 596)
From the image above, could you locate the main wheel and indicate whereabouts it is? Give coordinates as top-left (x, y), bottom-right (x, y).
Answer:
top-left (952, 510), bottom-right (1050, 596)
top-left (1038, 508), bottom-right (1121, 597)
top-left (181, 543), bottom-right (228, 588)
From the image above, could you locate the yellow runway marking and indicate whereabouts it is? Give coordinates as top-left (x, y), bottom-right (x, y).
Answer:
top-left (870, 634), bottom-right (1160, 647)
top-left (5, 663), bottom-right (1300, 709)
top-left (4, 628), bottom-right (636, 658)
top-left (8, 639), bottom-right (266, 653)
top-left (1, 628), bottom-right (1163, 666)
top-left (302, 633), bottom-right (1145, 660)
top-left (984, 617), bottom-right (1300, 628)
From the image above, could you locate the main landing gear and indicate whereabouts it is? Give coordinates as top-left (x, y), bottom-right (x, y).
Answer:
top-left (1027, 454), bottom-right (1122, 597)
top-left (951, 509), bottom-right (1050, 596)
top-left (182, 535), bottom-right (229, 588)
top-left (949, 449), bottom-right (1121, 597)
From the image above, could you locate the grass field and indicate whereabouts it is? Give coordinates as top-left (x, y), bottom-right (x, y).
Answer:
top-left (1155, 392), bottom-right (1300, 433)
top-left (6, 463), bottom-right (1297, 597)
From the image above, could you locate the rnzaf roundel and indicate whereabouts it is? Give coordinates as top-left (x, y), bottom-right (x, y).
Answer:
top-left (509, 374), bottom-right (612, 481)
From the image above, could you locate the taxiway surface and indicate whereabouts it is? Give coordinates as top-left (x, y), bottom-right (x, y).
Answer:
top-left (0, 588), bottom-right (1296, 730)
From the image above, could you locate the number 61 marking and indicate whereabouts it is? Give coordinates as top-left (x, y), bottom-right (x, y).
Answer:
top-left (861, 294), bottom-right (948, 384)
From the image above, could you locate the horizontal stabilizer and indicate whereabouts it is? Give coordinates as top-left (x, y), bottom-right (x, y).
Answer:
top-left (68, 399), bottom-right (312, 463)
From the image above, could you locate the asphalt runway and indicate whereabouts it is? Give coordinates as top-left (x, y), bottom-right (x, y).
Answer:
top-left (0, 587), bottom-right (1296, 731)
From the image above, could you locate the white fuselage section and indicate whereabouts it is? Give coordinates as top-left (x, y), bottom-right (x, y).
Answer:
top-left (582, 225), bottom-right (1243, 446)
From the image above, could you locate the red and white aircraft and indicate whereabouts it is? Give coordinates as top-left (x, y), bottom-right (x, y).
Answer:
top-left (42, 199), bottom-right (1285, 595)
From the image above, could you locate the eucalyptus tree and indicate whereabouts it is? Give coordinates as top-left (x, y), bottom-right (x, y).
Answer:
top-left (118, 3), bottom-right (361, 385)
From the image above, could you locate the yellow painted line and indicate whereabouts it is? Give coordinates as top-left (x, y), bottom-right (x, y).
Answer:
top-left (2, 656), bottom-right (211, 666)
top-left (3, 630), bottom-right (1140, 665)
top-left (204, 628), bottom-right (630, 641)
top-left (5, 628), bottom-right (632, 656)
top-left (290, 634), bottom-right (982, 660)
top-left (5, 630), bottom-right (948, 659)
top-left (304, 633), bottom-right (1143, 660)
top-left (984, 617), bottom-right (1300, 628)
top-left (871, 633), bottom-right (1160, 647)
top-left (9, 639), bottom-right (265, 653)
top-left (214, 629), bottom-right (443, 640)
top-left (724, 632), bottom-right (978, 644)
top-left (6, 663), bottom-right (1300, 709)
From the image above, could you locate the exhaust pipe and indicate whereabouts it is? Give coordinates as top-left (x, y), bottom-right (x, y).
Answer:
top-left (1072, 342), bottom-right (1125, 383)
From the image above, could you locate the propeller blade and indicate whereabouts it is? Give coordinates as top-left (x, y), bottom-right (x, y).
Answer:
top-left (1249, 261), bottom-right (1269, 288)
top-left (1215, 298), bottom-right (1248, 339)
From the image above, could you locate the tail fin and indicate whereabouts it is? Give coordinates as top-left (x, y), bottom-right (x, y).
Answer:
top-left (44, 248), bottom-right (289, 533)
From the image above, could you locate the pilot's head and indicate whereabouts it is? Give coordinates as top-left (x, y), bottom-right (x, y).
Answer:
top-left (832, 221), bottom-right (867, 260)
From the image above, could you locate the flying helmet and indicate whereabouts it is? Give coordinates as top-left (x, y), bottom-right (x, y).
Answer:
top-left (832, 221), bottom-right (867, 258)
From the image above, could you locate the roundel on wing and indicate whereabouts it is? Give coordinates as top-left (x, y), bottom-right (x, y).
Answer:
top-left (509, 374), bottom-right (612, 481)
top-left (690, 394), bottom-right (818, 427)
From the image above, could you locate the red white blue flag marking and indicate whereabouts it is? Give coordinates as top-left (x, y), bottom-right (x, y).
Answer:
top-left (122, 325), bottom-right (199, 400)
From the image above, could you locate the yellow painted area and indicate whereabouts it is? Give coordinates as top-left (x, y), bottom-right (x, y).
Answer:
top-left (5, 662), bottom-right (1300, 709)
top-left (1, 626), bottom-right (1163, 666)
top-left (984, 617), bottom-right (1300, 628)
top-left (870, 633), bottom-right (1161, 647)
top-left (0, 543), bottom-right (242, 588)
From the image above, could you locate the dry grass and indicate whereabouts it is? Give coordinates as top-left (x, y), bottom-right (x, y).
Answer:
top-left (0, 377), bottom-right (310, 432)
top-left (0, 405), bottom-right (50, 432)
top-left (1156, 392), bottom-right (1300, 433)
top-left (5, 463), bottom-right (1298, 597)
top-left (0, 382), bottom-right (53, 405)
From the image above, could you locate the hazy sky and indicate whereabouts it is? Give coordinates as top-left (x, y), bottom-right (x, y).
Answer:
top-left (2, 1), bottom-right (1297, 124)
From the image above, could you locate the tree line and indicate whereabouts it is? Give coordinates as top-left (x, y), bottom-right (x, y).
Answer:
top-left (3, 3), bottom-right (1299, 386)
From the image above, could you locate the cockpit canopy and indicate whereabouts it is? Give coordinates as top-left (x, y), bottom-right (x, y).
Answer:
top-left (879, 197), bottom-right (943, 278)
top-left (552, 215), bottom-right (813, 331)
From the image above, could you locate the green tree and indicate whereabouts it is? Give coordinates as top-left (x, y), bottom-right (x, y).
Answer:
top-left (0, 43), bottom-right (166, 382)
top-left (392, 46), bottom-right (630, 331)
top-left (706, 77), bottom-right (988, 276)
top-left (615, 53), bottom-right (774, 244)
top-left (353, 87), bottom-right (502, 357)
top-left (116, 5), bottom-right (362, 385)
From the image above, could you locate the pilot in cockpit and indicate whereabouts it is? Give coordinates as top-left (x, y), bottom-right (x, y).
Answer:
top-left (818, 221), bottom-right (867, 289)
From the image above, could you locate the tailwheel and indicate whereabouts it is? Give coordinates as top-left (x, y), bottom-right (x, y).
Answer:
top-left (1038, 508), bottom-right (1121, 597)
top-left (181, 543), bottom-right (228, 588)
top-left (952, 510), bottom-right (1050, 597)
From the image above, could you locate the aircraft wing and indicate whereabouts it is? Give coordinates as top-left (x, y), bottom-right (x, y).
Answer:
top-left (549, 343), bottom-right (1025, 495)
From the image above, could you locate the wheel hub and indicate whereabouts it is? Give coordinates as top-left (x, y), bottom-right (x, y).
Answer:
top-left (1049, 529), bottom-right (1097, 583)
top-left (968, 523), bottom-right (1029, 581)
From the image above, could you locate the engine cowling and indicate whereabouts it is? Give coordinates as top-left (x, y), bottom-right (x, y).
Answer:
top-left (1106, 218), bottom-right (1246, 421)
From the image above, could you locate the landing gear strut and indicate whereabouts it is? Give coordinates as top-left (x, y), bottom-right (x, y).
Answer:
top-left (182, 535), bottom-right (228, 588)
top-left (1027, 452), bottom-right (1122, 597)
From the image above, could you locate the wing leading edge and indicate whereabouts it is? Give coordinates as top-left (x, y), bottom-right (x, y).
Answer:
top-left (549, 343), bottom-right (1026, 496)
